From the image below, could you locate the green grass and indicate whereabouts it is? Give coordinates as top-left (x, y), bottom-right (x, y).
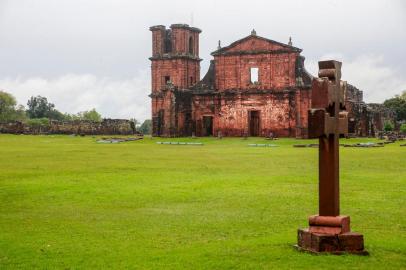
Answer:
top-left (0, 134), bottom-right (405, 269)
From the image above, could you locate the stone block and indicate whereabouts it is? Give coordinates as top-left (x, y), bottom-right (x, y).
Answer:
top-left (338, 232), bottom-right (364, 251)
top-left (297, 229), bottom-right (366, 254)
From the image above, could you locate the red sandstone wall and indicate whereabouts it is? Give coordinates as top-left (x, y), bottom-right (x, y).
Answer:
top-left (192, 92), bottom-right (305, 137)
top-left (151, 92), bottom-right (174, 136)
top-left (151, 59), bottom-right (200, 91)
top-left (151, 28), bottom-right (165, 57)
top-left (227, 37), bottom-right (285, 52)
top-left (295, 89), bottom-right (311, 138)
top-left (171, 28), bottom-right (199, 56)
top-left (150, 25), bottom-right (314, 137)
top-left (214, 53), bottom-right (298, 91)
top-left (150, 25), bottom-right (201, 136)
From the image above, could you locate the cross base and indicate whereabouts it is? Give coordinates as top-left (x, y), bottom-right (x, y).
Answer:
top-left (297, 215), bottom-right (367, 254)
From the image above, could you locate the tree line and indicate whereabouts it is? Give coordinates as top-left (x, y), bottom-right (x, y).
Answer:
top-left (0, 90), bottom-right (152, 134)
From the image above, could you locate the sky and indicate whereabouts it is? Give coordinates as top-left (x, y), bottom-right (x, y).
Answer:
top-left (0, 0), bottom-right (405, 121)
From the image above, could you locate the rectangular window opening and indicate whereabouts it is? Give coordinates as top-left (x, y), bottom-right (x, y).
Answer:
top-left (165, 76), bottom-right (171, 84)
top-left (250, 67), bottom-right (259, 83)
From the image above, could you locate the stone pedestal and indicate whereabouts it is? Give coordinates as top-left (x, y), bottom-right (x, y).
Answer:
top-left (297, 215), bottom-right (367, 254)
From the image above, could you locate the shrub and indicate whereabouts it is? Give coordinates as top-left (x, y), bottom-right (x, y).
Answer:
top-left (383, 121), bottom-right (394, 132)
top-left (27, 118), bottom-right (50, 128)
top-left (400, 123), bottom-right (406, 134)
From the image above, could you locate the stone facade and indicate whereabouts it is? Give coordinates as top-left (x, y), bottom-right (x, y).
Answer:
top-left (366, 103), bottom-right (396, 136)
top-left (0, 119), bottom-right (135, 135)
top-left (149, 24), bottom-right (391, 138)
top-left (150, 24), bottom-right (313, 137)
top-left (345, 84), bottom-right (396, 137)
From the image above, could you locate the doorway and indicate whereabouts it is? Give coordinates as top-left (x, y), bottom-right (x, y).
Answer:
top-left (249, 110), bottom-right (260, 136)
top-left (202, 116), bottom-right (213, 136)
top-left (157, 109), bottom-right (164, 136)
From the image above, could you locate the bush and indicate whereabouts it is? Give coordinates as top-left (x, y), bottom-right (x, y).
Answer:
top-left (383, 121), bottom-right (394, 132)
top-left (27, 118), bottom-right (50, 128)
top-left (400, 123), bottom-right (406, 134)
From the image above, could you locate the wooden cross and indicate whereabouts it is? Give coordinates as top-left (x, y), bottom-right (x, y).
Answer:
top-left (308, 60), bottom-right (348, 216)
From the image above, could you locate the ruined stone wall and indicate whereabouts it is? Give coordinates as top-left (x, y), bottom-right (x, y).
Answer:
top-left (150, 24), bottom-right (201, 137)
top-left (152, 93), bottom-right (168, 136)
top-left (151, 59), bottom-right (200, 92)
top-left (150, 25), bottom-right (166, 57)
top-left (346, 84), bottom-right (363, 103)
top-left (151, 87), bottom-right (193, 137)
top-left (170, 25), bottom-right (200, 56)
top-left (0, 121), bottom-right (26, 134)
top-left (344, 84), bottom-right (396, 137)
top-left (214, 52), bottom-right (298, 91)
top-left (150, 24), bottom-right (201, 92)
top-left (367, 103), bottom-right (396, 134)
top-left (191, 90), bottom-right (309, 137)
top-left (174, 90), bottom-right (193, 136)
top-left (345, 84), bottom-right (367, 136)
top-left (0, 119), bottom-right (135, 135)
top-left (295, 89), bottom-right (311, 138)
top-left (192, 94), bottom-right (217, 137)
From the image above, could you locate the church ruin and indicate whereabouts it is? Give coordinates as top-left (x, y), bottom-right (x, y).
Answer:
top-left (149, 24), bottom-right (386, 137)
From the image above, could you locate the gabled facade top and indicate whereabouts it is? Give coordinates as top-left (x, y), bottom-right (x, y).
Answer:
top-left (211, 33), bottom-right (302, 56)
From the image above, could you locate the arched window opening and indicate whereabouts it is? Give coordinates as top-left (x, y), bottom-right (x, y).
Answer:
top-left (189, 36), bottom-right (194, 54)
top-left (250, 67), bottom-right (259, 84)
top-left (164, 30), bottom-right (172, 53)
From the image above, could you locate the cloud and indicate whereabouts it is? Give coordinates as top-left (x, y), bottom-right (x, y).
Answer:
top-left (0, 69), bottom-right (151, 121)
top-left (306, 54), bottom-right (406, 103)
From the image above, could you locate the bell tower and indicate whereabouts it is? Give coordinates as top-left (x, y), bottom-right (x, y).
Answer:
top-left (149, 24), bottom-right (201, 136)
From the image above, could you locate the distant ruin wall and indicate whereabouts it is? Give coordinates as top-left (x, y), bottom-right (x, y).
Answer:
top-left (0, 119), bottom-right (135, 135)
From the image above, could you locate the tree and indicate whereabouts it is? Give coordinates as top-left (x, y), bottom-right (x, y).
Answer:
top-left (47, 109), bottom-right (66, 121)
top-left (383, 93), bottom-right (406, 122)
top-left (13, 105), bottom-right (28, 122)
top-left (130, 118), bottom-right (141, 132)
top-left (79, 109), bottom-right (102, 122)
top-left (0, 91), bottom-right (17, 122)
top-left (0, 91), bottom-right (27, 122)
top-left (398, 90), bottom-right (406, 101)
top-left (139, 119), bottom-right (152, 134)
top-left (130, 118), bottom-right (140, 128)
top-left (58, 109), bottom-right (102, 122)
top-left (26, 96), bottom-right (55, 119)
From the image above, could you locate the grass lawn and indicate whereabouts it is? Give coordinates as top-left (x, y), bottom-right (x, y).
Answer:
top-left (0, 134), bottom-right (405, 269)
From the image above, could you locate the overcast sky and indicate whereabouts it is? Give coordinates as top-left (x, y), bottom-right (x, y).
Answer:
top-left (0, 0), bottom-right (405, 121)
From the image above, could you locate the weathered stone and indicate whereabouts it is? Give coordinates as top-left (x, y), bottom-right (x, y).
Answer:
top-left (297, 229), bottom-right (366, 254)
top-left (338, 233), bottom-right (365, 251)
top-left (149, 24), bottom-right (391, 138)
top-left (0, 119), bottom-right (136, 135)
top-left (297, 60), bottom-right (366, 255)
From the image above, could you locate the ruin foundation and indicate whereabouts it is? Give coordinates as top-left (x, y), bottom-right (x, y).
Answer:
top-left (297, 215), bottom-right (367, 255)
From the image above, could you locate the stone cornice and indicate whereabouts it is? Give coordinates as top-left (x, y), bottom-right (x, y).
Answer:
top-left (149, 54), bottom-right (202, 61)
top-left (212, 49), bottom-right (300, 57)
